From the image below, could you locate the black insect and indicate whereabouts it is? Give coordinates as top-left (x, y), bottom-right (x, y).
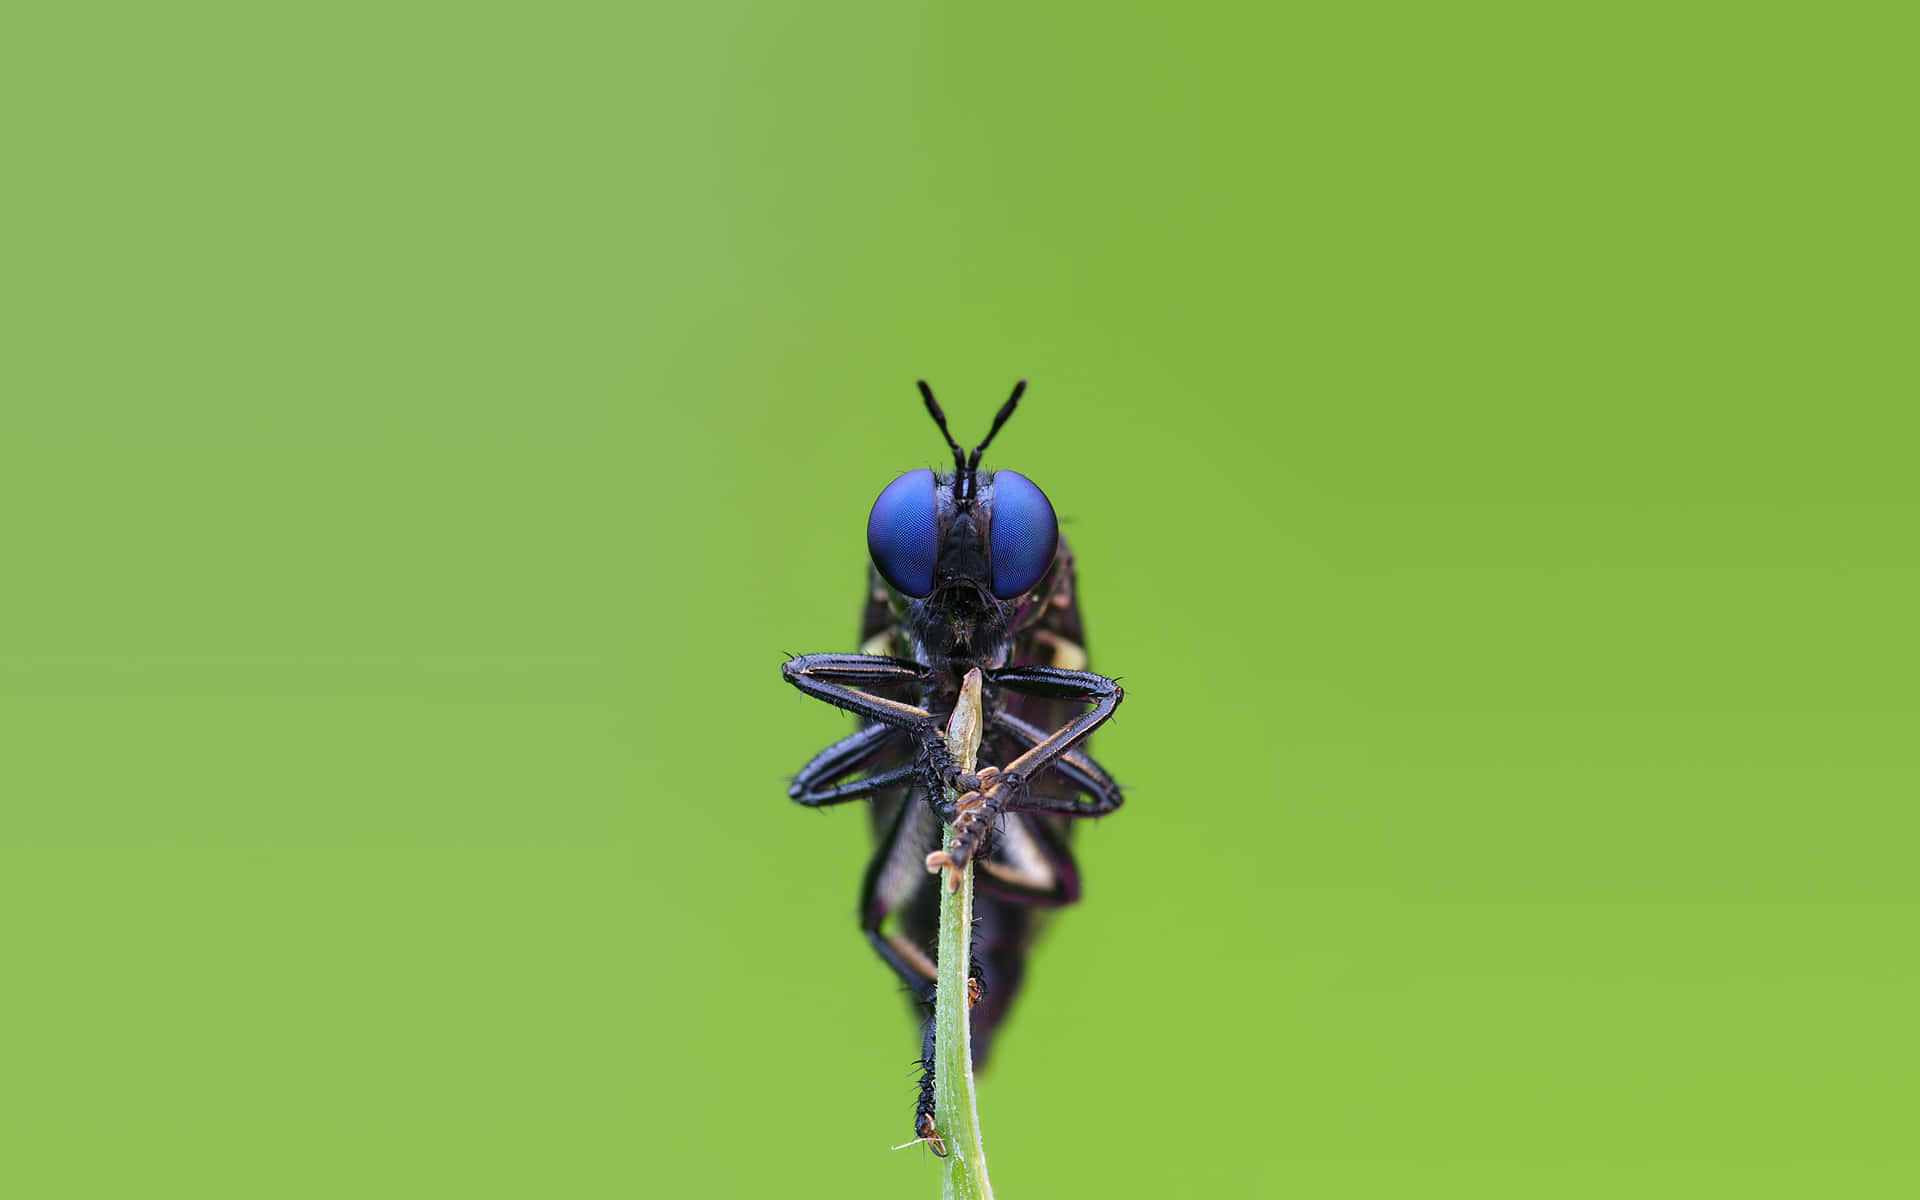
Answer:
top-left (781, 380), bottom-right (1125, 1151)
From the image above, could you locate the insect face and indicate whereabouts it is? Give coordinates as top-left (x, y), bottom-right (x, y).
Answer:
top-left (867, 467), bottom-right (1060, 669)
top-left (867, 469), bottom-right (1058, 603)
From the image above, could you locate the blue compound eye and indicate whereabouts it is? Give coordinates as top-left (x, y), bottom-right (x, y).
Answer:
top-left (988, 470), bottom-right (1058, 599)
top-left (867, 469), bottom-right (940, 597)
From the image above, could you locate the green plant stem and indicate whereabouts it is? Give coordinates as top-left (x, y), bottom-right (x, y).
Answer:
top-left (935, 668), bottom-right (994, 1199)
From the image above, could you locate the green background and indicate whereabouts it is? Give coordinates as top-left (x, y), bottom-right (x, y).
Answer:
top-left (4, 3), bottom-right (1913, 1196)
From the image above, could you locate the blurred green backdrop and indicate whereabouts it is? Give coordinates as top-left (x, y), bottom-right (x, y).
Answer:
top-left (3, 2), bottom-right (1913, 1196)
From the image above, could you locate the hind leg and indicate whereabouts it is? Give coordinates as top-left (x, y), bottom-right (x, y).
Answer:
top-left (858, 793), bottom-right (997, 1152)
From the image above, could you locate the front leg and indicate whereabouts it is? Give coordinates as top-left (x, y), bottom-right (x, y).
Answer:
top-left (781, 652), bottom-right (934, 726)
top-left (990, 710), bottom-right (1124, 818)
top-left (986, 665), bottom-right (1124, 781)
top-left (781, 653), bottom-right (988, 811)
top-left (932, 666), bottom-right (1124, 875)
top-left (787, 722), bottom-right (920, 807)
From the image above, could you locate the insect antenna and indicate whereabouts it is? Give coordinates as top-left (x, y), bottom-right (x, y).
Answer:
top-left (964, 379), bottom-right (1027, 500)
top-left (916, 381), bottom-right (969, 488)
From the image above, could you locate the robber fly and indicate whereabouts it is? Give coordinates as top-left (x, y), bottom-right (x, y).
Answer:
top-left (781, 380), bottom-right (1125, 1151)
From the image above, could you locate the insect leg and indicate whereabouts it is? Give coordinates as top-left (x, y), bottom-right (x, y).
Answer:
top-left (982, 665), bottom-right (1125, 783)
top-left (780, 653), bottom-right (934, 727)
top-left (989, 711), bottom-right (1124, 818)
top-left (781, 653), bottom-right (986, 812)
top-left (856, 782), bottom-right (989, 1146)
top-left (934, 668), bottom-right (1124, 870)
top-left (793, 762), bottom-right (922, 807)
top-left (787, 722), bottom-right (920, 807)
top-left (915, 1015), bottom-right (946, 1156)
top-left (973, 812), bottom-right (1081, 906)
top-left (859, 789), bottom-right (943, 999)
top-left (909, 953), bottom-right (990, 1156)
top-left (933, 718), bottom-right (1100, 903)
